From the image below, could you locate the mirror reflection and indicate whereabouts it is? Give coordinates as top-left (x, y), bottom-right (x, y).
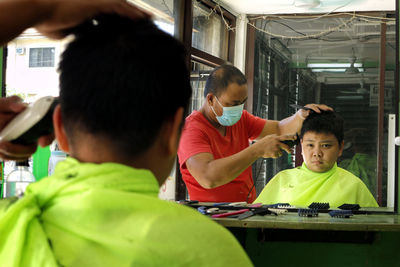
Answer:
top-left (248, 12), bottom-right (396, 209)
top-left (188, 3), bottom-right (396, 211)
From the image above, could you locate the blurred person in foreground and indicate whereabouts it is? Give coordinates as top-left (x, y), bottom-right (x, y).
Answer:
top-left (0, 16), bottom-right (252, 266)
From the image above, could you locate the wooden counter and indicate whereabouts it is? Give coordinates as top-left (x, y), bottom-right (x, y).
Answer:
top-left (214, 212), bottom-right (400, 232)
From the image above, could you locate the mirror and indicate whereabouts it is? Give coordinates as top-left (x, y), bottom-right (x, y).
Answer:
top-left (246, 8), bottom-right (396, 210)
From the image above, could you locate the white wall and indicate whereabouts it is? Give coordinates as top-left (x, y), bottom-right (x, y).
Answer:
top-left (6, 31), bottom-right (68, 101)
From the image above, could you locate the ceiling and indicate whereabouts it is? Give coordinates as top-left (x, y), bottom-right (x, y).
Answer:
top-left (219, 0), bottom-right (396, 87)
top-left (219, 0), bottom-right (395, 15)
top-left (250, 14), bottom-right (396, 86)
top-left (136, 0), bottom-right (397, 88)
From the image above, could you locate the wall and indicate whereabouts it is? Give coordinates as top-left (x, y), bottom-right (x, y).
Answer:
top-left (32, 146), bottom-right (50, 181)
top-left (239, 228), bottom-right (400, 266)
top-left (6, 35), bottom-right (66, 99)
top-left (0, 48), bottom-right (3, 94)
top-left (398, 0), bottom-right (400, 213)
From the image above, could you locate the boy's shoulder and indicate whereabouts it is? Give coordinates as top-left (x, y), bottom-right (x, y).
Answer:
top-left (126, 197), bottom-right (253, 266)
top-left (336, 166), bottom-right (364, 182)
top-left (274, 166), bottom-right (303, 178)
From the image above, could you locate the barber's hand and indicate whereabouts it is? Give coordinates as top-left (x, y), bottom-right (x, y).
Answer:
top-left (0, 96), bottom-right (54, 160)
top-left (35, 0), bottom-right (151, 39)
top-left (297, 103), bottom-right (333, 120)
top-left (255, 134), bottom-right (297, 159)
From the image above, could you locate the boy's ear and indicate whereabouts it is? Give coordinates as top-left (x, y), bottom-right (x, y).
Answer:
top-left (53, 105), bottom-right (70, 153)
top-left (300, 138), bottom-right (304, 156)
top-left (167, 107), bottom-right (184, 155)
top-left (338, 140), bottom-right (344, 157)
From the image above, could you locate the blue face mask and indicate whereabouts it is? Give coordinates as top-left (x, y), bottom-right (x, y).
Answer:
top-left (211, 97), bottom-right (244, 126)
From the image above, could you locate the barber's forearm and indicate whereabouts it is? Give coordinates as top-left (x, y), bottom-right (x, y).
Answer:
top-left (277, 112), bottom-right (304, 135)
top-left (198, 145), bottom-right (262, 189)
top-left (0, 0), bottom-right (48, 46)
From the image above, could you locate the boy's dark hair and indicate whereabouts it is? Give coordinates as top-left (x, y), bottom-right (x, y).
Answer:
top-left (300, 110), bottom-right (344, 144)
top-left (59, 16), bottom-right (192, 157)
top-left (204, 64), bottom-right (247, 97)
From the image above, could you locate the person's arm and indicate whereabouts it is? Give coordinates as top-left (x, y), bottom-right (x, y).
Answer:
top-left (0, 0), bottom-right (149, 45)
top-left (186, 134), bottom-right (294, 189)
top-left (256, 103), bottom-right (333, 139)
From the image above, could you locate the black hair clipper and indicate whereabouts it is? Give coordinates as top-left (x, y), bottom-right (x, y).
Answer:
top-left (0, 96), bottom-right (58, 145)
top-left (280, 133), bottom-right (300, 148)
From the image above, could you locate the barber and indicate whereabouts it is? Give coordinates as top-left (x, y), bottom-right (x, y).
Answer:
top-left (178, 64), bottom-right (331, 203)
top-left (0, 0), bottom-right (148, 160)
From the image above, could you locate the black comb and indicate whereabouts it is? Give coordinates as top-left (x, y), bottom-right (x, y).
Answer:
top-left (308, 202), bottom-right (330, 210)
top-left (338, 204), bottom-right (360, 211)
top-left (298, 208), bottom-right (319, 217)
top-left (329, 210), bottom-right (353, 218)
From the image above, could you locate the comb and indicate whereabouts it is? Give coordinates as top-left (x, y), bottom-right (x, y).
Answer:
top-left (329, 210), bottom-right (353, 218)
top-left (338, 204), bottom-right (360, 211)
top-left (308, 202), bottom-right (330, 210)
top-left (298, 208), bottom-right (319, 217)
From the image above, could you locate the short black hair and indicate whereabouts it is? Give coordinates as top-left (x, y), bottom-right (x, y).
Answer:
top-left (300, 110), bottom-right (344, 144)
top-left (59, 16), bottom-right (191, 157)
top-left (203, 64), bottom-right (247, 97)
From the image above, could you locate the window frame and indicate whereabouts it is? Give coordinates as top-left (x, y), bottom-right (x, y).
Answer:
top-left (28, 47), bottom-right (56, 68)
top-left (174, 0), bottom-right (237, 200)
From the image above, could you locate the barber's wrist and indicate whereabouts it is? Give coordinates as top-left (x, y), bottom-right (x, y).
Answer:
top-left (250, 141), bottom-right (264, 159)
top-left (296, 110), bottom-right (306, 120)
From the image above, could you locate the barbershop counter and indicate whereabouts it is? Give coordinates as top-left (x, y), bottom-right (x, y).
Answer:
top-left (183, 202), bottom-right (399, 232)
top-left (202, 205), bottom-right (400, 267)
top-left (214, 209), bottom-right (400, 232)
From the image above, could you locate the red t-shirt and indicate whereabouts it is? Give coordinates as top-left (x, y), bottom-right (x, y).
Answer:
top-left (178, 110), bottom-right (266, 203)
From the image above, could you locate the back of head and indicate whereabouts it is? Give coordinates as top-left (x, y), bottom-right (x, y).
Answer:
top-left (204, 64), bottom-right (246, 97)
top-left (300, 110), bottom-right (344, 144)
top-left (59, 16), bottom-right (191, 157)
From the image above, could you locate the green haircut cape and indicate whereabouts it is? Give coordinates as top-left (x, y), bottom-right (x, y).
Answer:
top-left (339, 153), bottom-right (377, 194)
top-left (0, 157), bottom-right (252, 267)
top-left (255, 163), bottom-right (378, 208)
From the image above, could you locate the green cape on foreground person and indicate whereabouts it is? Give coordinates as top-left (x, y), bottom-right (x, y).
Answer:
top-left (0, 158), bottom-right (253, 267)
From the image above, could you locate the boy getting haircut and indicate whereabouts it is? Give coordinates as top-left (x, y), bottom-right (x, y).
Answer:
top-left (0, 16), bottom-right (252, 266)
top-left (255, 110), bottom-right (378, 208)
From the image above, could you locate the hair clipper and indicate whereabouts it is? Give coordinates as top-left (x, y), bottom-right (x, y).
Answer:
top-left (0, 96), bottom-right (58, 145)
top-left (280, 133), bottom-right (300, 148)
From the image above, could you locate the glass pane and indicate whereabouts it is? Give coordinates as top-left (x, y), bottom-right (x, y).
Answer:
top-left (192, 1), bottom-right (229, 60)
top-left (29, 47), bottom-right (55, 68)
top-left (189, 61), bottom-right (213, 112)
top-left (129, 0), bottom-right (175, 35)
top-left (251, 13), bottom-right (396, 209)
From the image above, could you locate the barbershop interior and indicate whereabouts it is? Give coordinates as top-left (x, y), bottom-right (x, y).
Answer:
top-left (1, 0), bottom-right (400, 266)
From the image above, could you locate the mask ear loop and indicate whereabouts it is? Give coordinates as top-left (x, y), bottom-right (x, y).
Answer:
top-left (210, 106), bottom-right (219, 117)
top-left (210, 95), bottom-right (223, 117)
top-left (214, 96), bottom-right (224, 108)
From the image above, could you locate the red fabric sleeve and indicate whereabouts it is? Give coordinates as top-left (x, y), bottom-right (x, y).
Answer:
top-left (242, 110), bottom-right (266, 140)
top-left (178, 122), bottom-right (212, 168)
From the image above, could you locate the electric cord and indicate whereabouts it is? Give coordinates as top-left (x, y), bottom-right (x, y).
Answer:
top-left (246, 158), bottom-right (266, 203)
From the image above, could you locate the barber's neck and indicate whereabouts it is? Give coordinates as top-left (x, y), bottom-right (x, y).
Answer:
top-left (199, 104), bottom-right (226, 133)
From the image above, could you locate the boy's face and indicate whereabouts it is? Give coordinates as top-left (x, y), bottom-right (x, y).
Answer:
top-left (301, 131), bottom-right (344, 173)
